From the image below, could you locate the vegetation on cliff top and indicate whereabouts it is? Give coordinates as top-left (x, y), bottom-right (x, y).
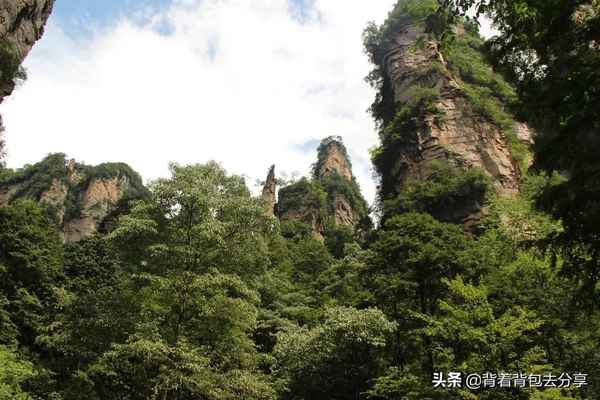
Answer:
top-left (0, 153), bottom-right (148, 223)
top-left (312, 135), bottom-right (353, 178)
top-left (277, 178), bottom-right (328, 220)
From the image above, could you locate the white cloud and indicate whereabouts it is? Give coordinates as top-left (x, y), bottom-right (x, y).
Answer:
top-left (1, 0), bottom-right (399, 205)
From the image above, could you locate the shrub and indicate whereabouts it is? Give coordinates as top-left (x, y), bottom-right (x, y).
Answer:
top-left (386, 160), bottom-right (491, 220)
top-left (277, 178), bottom-right (327, 218)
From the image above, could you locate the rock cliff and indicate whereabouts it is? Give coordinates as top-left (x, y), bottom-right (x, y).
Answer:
top-left (0, 0), bottom-right (54, 103)
top-left (0, 0), bottom-right (55, 160)
top-left (275, 136), bottom-right (370, 239)
top-left (314, 138), bottom-right (353, 182)
top-left (0, 153), bottom-right (148, 242)
top-left (366, 1), bottom-right (534, 227)
top-left (261, 165), bottom-right (277, 217)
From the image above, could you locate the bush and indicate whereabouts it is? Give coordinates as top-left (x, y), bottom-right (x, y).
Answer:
top-left (386, 160), bottom-right (491, 220)
top-left (277, 178), bottom-right (327, 218)
top-left (320, 173), bottom-right (369, 221)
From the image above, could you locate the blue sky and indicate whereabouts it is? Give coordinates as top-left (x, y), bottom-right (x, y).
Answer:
top-left (52, 0), bottom-right (315, 34)
top-left (51, 0), bottom-right (173, 36)
top-left (2, 0), bottom-right (403, 204)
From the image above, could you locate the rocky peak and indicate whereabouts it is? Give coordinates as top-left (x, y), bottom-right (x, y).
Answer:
top-left (369, 6), bottom-right (534, 227)
top-left (384, 23), bottom-right (530, 195)
top-left (0, 154), bottom-right (147, 242)
top-left (261, 165), bottom-right (277, 217)
top-left (276, 136), bottom-right (370, 239)
top-left (314, 136), bottom-right (353, 181)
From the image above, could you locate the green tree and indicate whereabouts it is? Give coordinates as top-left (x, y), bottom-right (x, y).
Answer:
top-left (0, 200), bottom-right (64, 348)
top-left (365, 212), bottom-right (483, 381)
top-left (109, 162), bottom-right (272, 280)
top-left (86, 162), bottom-right (276, 399)
top-left (0, 346), bottom-right (35, 400)
top-left (315, 243), bottom-right (370, 307)
top-left (273, 307), bottom-right (396, 400)
top-left (35, 237), bottom-right (138, 399)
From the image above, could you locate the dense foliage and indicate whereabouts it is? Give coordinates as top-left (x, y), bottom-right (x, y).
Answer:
top-left (445, 0), bottom-right (600, 309)
top-left (0, 154), bottom-right (596, 399)
top-left (384, 160), bottom-right (491, 223)
top-left (277, 178), bottom-right (327, 219)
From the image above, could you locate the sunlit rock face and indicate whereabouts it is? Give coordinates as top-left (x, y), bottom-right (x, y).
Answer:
top-left (385, 23), bottom-right (530, 194)
top-left (314, 140), bottom-right (353, 182)
top-left (0, 155), bottom-right (147, 242)
top-left (377, 19), bottom-right (534, 227)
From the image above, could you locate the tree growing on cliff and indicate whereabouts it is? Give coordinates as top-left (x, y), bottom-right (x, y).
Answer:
top-left (446, 0), bottom-right (600, 306)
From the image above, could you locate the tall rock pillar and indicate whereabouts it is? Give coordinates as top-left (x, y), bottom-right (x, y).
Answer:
top-left (261, 165), bottom-right (277, 217)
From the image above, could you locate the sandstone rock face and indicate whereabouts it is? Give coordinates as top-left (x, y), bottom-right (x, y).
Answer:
top-left (63, 176), bottom-right (129, 243)
top-left (279, 206), bottom-right (326, 241)
top-left (384, 23), bottom-right (532, 197)
top-left (0, 182), bottom-right (20, 204)
top-left (39, 178), bottom-right (68, 223)
top-left (380, 22), bottom-right (534, 226)
top-left (276, 137), bottom-right (370, 239)
top-left (0, 0), bottom-right (55, 103)
top-left (261, 165), bottom-right (277, 217)
top-left (332, 194), bottom-right (355, 226)
top-left (315, 140), bottom-right (353, 182)
top-left (314, 137), bottom-right (367, 228)
top-left (0, 155), bottom-right (146, 242)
